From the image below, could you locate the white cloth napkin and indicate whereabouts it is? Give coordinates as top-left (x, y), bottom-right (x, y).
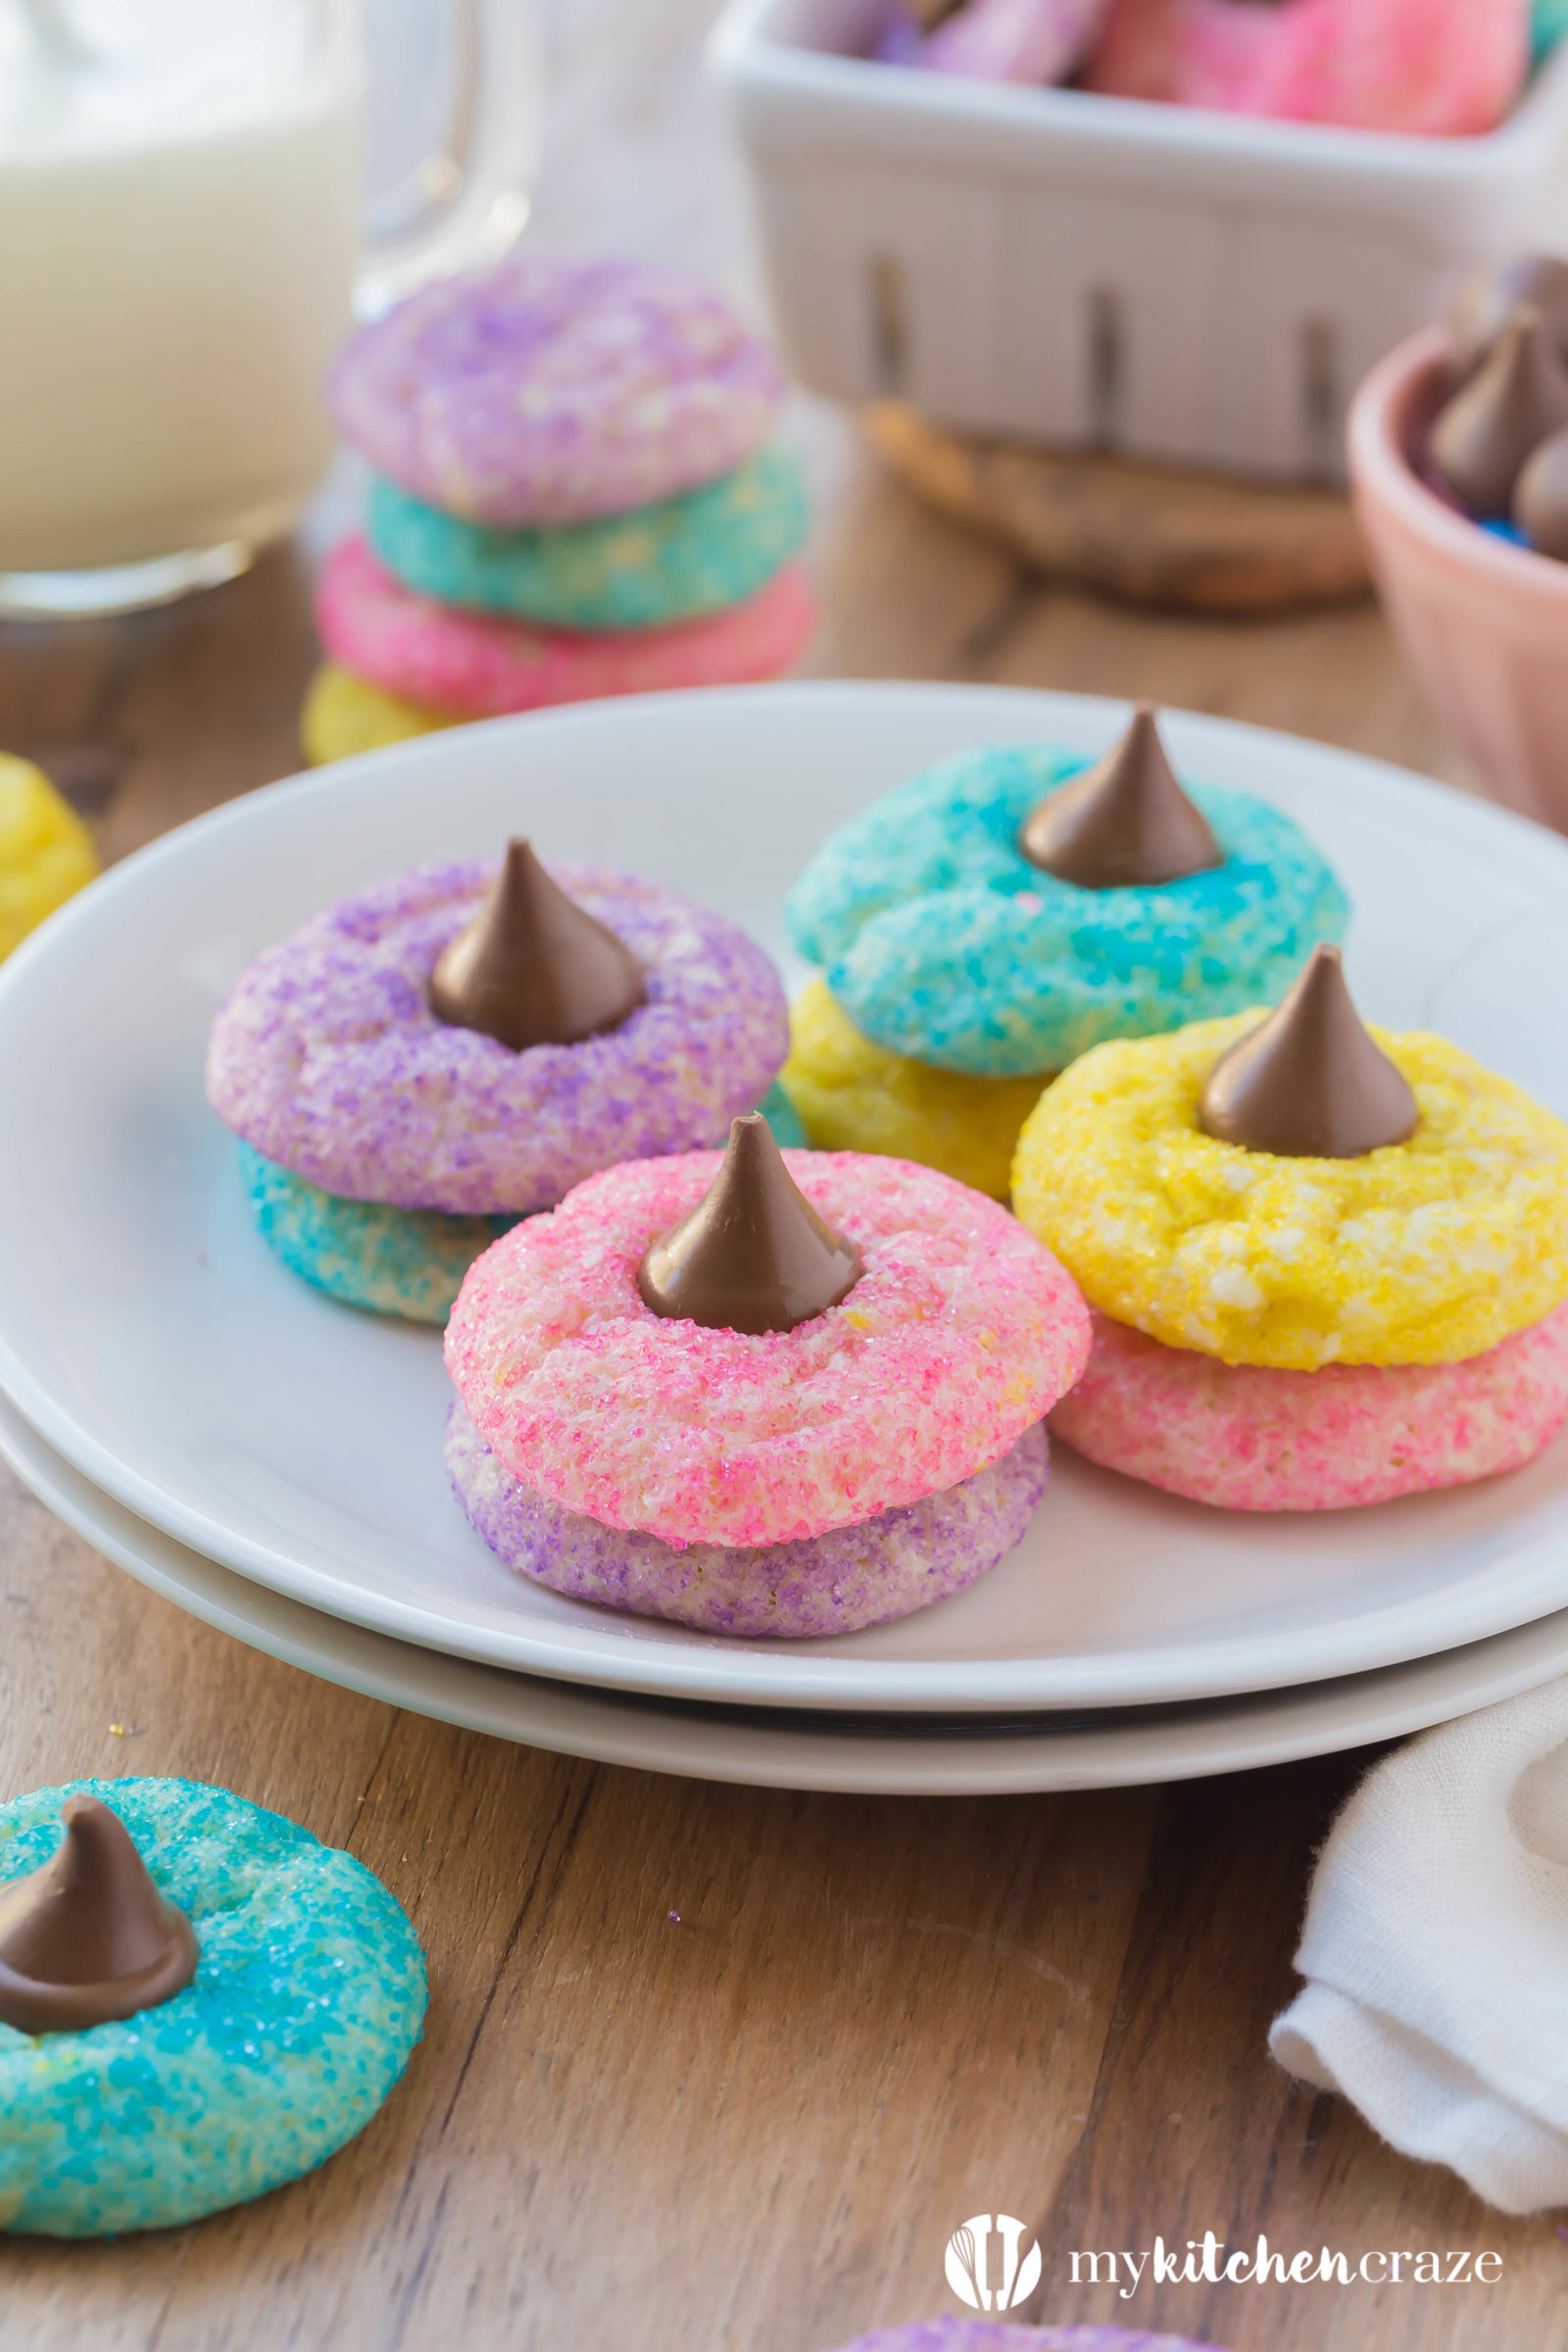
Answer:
top-left (1270, 1676), bottom-right (1568, 2214)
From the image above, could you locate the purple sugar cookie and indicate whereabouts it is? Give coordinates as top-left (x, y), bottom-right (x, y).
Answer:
top-left (206, 861), bottom-right (789, 1216)
top-left (316, 538), bottom-right (814, 718)
top-left (445, 1398), bottom-right (1051, 1639)
top-left (823, 2327), bottom-right (1226, 2352)
top-left (327, 255), bottom-right (786, 527)
top-left (1052, 1304), bottom-right (1568, 1512)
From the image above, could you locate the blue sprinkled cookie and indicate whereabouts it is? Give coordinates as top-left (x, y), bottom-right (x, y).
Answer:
top-left (0, 1778), bottom-right (425, 2237)
top-left (242, 1140), bottom-right (518, 1324)
top-left (786, 713), bottom-right (1349, 1077)
top-left (755, 1079), bottom-right (807, 1149)
top-left (366, 443), bottom-right (808, 633)
top-left (242, 1100), bottom-right (799, 1317)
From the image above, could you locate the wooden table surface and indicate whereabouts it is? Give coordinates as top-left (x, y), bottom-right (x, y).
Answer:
top-left (3, 7), bottom-right (1562, 2347)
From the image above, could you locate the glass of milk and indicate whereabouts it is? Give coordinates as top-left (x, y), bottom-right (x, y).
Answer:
top-left (0, 0), bottom-right (542, 615)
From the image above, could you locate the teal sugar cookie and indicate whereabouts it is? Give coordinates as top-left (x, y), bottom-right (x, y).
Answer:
top-left (0, 1779), bottom-right (425, 2237)
top-left (785, 738), bottom-right (1349, 1076)
top-left (367, 442), bottom-right (808, 634)
top-left (242, 1140), bottom-right (518, 1324)
top-left (756, 1078), bottom-right (807, 1149)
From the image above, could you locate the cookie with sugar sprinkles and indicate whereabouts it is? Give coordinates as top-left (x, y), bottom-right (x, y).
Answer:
top-left (316, 539), bottom-right (813, 718)
top-left (1012, 1015), bottom-right (1568, 1369)
top-left (206, 858), bottom-right (790, 1219)
top-left (444, 1148), bottom-right (1090, 1551)
top-left (785, 740), bottom-right (1348, 1077)
top-left (328, 253), bottom-right (786, 528)
top-left (1053, 1300), bottom-right (1568, 1511)
top-left (366, 440), bottom-right (808, 634)
top-left (0, 1778), bottom-right (424, 2237)
top-left (446, 1397), bottom-right (1053, 1638)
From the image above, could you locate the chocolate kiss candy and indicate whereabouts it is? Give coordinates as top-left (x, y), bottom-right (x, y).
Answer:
top-left (1019, 705), bottom-right (1222, 890)
top-left (1428, 306), bottom-right (1568, 517)
top-left (638, 1111), bottom-right (862, 1335)
top-left (1451, 254), bottom-right (1568, 373)
top-left (1200, 944), bottom-right (1417, 1160)
top-left (1514, 424), bottom-right (1568, 559)
top-left (0, 1796), bottom-right (199, 2034)
top-left (430, 839), bottom-right (645, 1051)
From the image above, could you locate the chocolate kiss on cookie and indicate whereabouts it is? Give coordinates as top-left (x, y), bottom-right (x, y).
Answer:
top-left (1200, 944), bottom-right (1417, 1160)
top-left (0, 1796), bottom-right (199, 2034)
top-left (431, 838), bottom-right (645, 1050)
top-left (1019, 704), bottom-right (1222, 889)
top-left (1428, 306), bottom-right (1568, 516)
top-left (639, 1110), bottom-right (861, 1334)
top-left (1451, 254), bottom-right (1568, 373)
top-left (1514, 424), bottom-right (1568, 559)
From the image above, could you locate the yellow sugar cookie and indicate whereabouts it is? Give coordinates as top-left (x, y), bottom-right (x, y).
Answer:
top-left (1012, 1013), bottom-right (1568, 1369)
top-left (0, 756), bottom-right (98, 961)
top-left (301, 663), bottom-right (458, 767)
top-left (782, 977), bottom-right (1051, 1201)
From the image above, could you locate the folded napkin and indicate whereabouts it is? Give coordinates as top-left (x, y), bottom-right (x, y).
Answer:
top-left (1271, 1676), bottom-right (1568, 2214)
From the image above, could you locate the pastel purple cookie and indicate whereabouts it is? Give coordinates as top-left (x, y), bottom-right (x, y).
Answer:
top-left (445, 1397), bottom-right (1051, 1639)
top-left (206, 861), bottom-right (789, 1216)
top-left (327, 254), bottom-right (785, 527)
top-left (1051, 1304), bottom-right (1568, 1512)
top-left (924, 0), bottom-right (1110, 81)
top-left (823, 2326), bottom-right (1226, 2352)
top-left (316, 539), bottom-right (814, 718)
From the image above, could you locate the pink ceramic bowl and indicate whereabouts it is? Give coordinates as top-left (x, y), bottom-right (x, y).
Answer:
top-left (1349, 327), bottom-right (1568, 833)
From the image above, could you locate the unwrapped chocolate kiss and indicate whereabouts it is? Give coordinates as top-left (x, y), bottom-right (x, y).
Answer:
top-left (1019, 704), bottom-right (1222, 890)
top-left (638, 1112), bottom-right (861, 1334)
top-left (1200, 945), bottom-right (1417, 1159)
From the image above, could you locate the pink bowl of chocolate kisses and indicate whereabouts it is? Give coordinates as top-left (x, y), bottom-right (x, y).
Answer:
top-left (1348, 260), bottom-right (1568, 835)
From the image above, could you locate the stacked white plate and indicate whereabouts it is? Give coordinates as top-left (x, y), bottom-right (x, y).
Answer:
top-left (3, 683), bottom-right (1567, 1794)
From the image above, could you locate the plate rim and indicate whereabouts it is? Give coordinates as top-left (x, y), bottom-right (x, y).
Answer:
top-left (11, 1379), bottom-right (1568, 1795)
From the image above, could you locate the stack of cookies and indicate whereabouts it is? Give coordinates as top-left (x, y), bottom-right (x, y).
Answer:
top-left (779, 705), bottom-right (1349, 1200)
top-left (1014, 945), bottom-right (1568, 1510)
top-left (306, 255), bottom-right (814, 764)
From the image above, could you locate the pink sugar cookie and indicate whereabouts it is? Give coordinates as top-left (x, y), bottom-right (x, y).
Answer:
top-left (316, 538), bottom-right (814, 719)
top-left (1052, 1305), bottom-right (1568, 1512)
top-left (445, 1151), bottom-right (1090, 1550)
top-left (1085, 0), bottom-right (1527, 135)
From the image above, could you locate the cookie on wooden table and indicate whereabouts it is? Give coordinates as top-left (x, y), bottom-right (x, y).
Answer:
top-left (0, 1779), bottom-right (424, 2237)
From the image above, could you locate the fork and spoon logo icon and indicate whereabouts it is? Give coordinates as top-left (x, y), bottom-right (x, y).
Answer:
top-left (945, 2213), bottom-right (1043, 2311)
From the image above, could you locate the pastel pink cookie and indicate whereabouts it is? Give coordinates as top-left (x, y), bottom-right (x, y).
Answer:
top-left (327, 254), bottom-right (785, 527)
top-left (316, 539), bottom-right (813, 718)
top-left (445, 1152), bottom-right (1090, 1550)
top-left (1051, 1304), bottom-right (1568, 1512)
top-left (925, 0), bottom-right (1109, 81)
top-left (1086, 0), bottom-right (1528, 134)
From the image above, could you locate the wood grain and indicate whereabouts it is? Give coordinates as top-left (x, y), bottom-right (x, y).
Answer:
top-left (862, 405), bottom-right (1370, 616)
top-left (0, 3), bottom-right (1550, 2347)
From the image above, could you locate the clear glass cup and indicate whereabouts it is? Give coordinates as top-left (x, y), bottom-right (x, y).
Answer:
top-left (0, 0), bottom-right (542, 618)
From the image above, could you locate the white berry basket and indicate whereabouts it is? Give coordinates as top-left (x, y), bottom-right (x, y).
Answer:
top-left (711, 0), bottom-right (1568, 480)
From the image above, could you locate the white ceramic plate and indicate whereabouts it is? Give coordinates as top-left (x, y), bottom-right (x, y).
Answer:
top-left (0, 684), bottom-right (1566, 1716)
top-left (11, 1382), bottom-right (1568, 1794)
